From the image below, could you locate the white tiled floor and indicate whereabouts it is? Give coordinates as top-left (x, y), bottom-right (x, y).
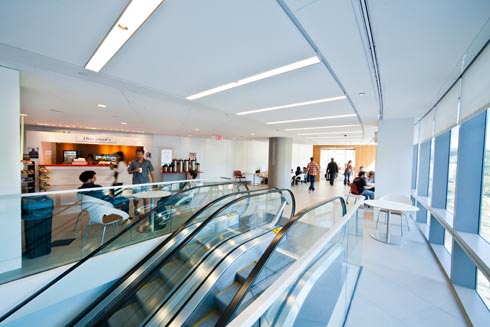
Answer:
top-left (272, 178), bottom-right (468, 326)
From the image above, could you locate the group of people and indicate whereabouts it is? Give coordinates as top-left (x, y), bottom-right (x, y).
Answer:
top-left (78, 148), bottom-right (155, 216)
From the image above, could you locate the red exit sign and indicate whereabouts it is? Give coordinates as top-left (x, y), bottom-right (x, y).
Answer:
top-left (215, 135), bottom-right (222, 141)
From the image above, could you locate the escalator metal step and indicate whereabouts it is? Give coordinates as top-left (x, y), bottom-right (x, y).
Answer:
top-left (215, 282), bottom-right (241, 312)
top-left (135, 278), bottom-right (170, 314)
top-left (159, 259), bottom-right (191, 287)
top-left (107, 301), bottom-right (146, 327)
top-left (236, 262), bottom-right (256, 284)
top-left (193, 309), bottom-right (220, 327)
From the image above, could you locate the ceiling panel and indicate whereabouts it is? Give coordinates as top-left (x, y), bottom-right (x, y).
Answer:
top-left (103, 0), bottom-right (316, 96)
top-left (195, 64), bottom-right (345, 113)
top-left (369, 0), bottom-right (490, 120)
top-left (0, 0), bottom-right (128, 65)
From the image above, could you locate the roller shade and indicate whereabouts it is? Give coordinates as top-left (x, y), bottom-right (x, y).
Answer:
top-left (434, 81), bottom-right (459, 135)
top-left (460, 44), bottom-right (490, 121)
top-left (419, 111), bottom-right (434, 142)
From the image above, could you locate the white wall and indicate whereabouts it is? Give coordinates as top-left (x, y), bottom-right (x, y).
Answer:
top-left (376, 119), bottom-right (414, 198)
top-left (291, 143), bottom-right (313, 171)
top-left (0, 67), bottom-right (21, 273)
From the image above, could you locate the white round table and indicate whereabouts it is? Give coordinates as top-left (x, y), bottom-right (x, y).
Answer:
top-left (133, 190), bottom-right (171, 232)
top-left (365, 199), bottom-right (419, 245)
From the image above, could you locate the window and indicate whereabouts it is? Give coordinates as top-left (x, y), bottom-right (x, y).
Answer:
top-left (480, 115), bottom-right (490, 244)
top-left (428, 138), bottom-right (435, 200)
top-left (447, 126), bottom-right (459, 214)
top-left (477, 269), bottom-right (490, 310)
top-left (444, 230), bottom-right (452, 254)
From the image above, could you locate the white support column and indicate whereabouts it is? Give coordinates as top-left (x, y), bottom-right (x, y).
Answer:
top-left (376, 119), bottom-right (414, 198)
top-left (0, 66), bottom-right (21, 273)
top-left (268, 137), bottom-right (292, 189)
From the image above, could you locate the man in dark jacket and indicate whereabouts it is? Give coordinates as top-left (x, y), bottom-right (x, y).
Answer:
top-left (326, 158), bottom-right (339, 186)
top-left (79, 170), bottom-right (129, 213)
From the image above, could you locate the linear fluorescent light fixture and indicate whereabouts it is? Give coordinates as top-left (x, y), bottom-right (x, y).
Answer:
top-left (85, 0), bottom-right (165, 72)
top-left (266, 114), bottom-right (356, 125)
top-left (237, 96), bottom-right (346, 115)
top-left (307, 135), bottom-right (362, 139)
top-left (285, 124), bottom-right (360, 132)
top-left (186, 56), bottom-right (320, 100)
top-left (299, 131), bottom-right (362, 136)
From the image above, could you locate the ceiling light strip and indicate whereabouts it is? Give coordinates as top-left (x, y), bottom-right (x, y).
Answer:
top-left (266, 114), bottom-right (356, 125)
top-left (186, 56), bottom-right (320, 100)
top-left (299, 131), bottom-right (362, 136)
top-left (285, 124), bottom-right (360, 131)
top-left (236, 96), bottom-right (346, 115)
top-left (85, 0), bottom-right (165, 72)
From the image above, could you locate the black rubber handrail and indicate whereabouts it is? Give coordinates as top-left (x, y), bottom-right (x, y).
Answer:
top-left (217, 196), bottom-right (346, 326)
top-left (76, 188), bottom-right (294, 326)
top-left (66, 187), bottom-right (277, 326)
top-left (0, 181), bottom-right (243, 324)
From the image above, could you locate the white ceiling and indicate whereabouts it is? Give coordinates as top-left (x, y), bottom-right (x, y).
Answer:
top-left (1, 0), bottom-right (489, 144)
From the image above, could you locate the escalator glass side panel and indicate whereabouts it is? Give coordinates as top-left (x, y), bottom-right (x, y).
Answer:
top-left (220, 196), bottom-right (346, 325)
top-left (75, 189), bottom-right (293, 327)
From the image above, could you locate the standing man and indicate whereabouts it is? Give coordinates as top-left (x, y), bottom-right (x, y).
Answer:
top-left (307, 157), bottom-right (320, 192)
top-left (128, 148), bottom-right (155, 215)
top-left (327, 158), bottom-right (339, 186)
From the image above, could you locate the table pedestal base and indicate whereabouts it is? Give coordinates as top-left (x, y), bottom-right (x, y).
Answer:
top-left (370, 232), bottom-right (402, 245)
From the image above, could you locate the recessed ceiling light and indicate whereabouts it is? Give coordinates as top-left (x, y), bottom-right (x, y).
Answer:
top-left (285, 124), bottom-right (360, 131)
top-left (97, 104), bottom-right (107, 108)
top-left (306, 135), bottom-right (362, 139)
top-left (186, 56), bottom-right (320, 100)
top-left (237, 96), bottom-right (346, 115)
top-left (298, 131), bottom-right (362, 136)
top-left (266, 114), bottom-right (356, 125)
top-left (85, 0), bottom-right (166, 72)
top-left (359, 92), bottom-right (366, 96)
top-left (50, 109), bottom-right (63, 113)
top-left (121, 122), bottom-right (127, 125)
top-left (250, 133), bottom-right (255, 136)
top-left (194, 128), bottom-right (200, 131)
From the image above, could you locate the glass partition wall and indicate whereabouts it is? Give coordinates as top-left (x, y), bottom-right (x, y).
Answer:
top-left (0, 179), bottom-right (243, 285)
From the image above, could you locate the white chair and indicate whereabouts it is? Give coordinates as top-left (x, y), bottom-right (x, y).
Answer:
top-left (376, 193), bottom-right (412, 235)
top-left (81, 195), bottom-right (130, 246)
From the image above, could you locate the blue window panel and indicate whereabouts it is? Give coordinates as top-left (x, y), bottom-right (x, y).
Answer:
top-left (412, 144), bottom-right (418, 190)
top-left (416, 202), bottom-right (428, 223)
top-left (432, 131), bottom-right (451, 209)
top-left (429, 214), bottom-right (445, 245)
top-left (452, 242), bottom-right (476, 289)
top-left (454, 111), bottom-right (486, 234)
top-left (417, 141), bottom-right (431, 197)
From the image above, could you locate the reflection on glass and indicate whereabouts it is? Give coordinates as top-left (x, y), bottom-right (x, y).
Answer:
top-left (444, 230), bottom-right (452, 254)
top-left (477, 269), bottom-right (490, 310)
top-left (480, 114), bottom-right (490, 244)
top-left (447, 126), bottom-right (459, 214)
top-left (428, 138), bottom-right (435, 200)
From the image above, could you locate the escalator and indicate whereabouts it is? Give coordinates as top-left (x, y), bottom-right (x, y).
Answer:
top-left (73, 194), bottom-right (347, 327)
top-left (0, 181), bottom-right (255, 326)
top-left (68, 188), bottom-right (295, 326)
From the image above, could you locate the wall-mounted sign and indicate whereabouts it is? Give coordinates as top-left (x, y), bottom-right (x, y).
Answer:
top-left (161, 149), bottom-right (173, 165)
top-left (76, 135), bottom-right (116, 144)
top-left (215, 134), bottom-right (222, 141)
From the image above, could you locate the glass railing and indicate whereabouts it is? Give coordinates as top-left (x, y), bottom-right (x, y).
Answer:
top-left (0, 179), bottom-right (246, 324)
top-left (72, 188), bottom-right (295, 327)
top-left (223, 197), bottom-right (364, 327)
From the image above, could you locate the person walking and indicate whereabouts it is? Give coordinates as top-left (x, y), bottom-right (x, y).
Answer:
top-left (128, 148), bottom-right (155, 215)
top-left (344, 160), bottom-right (353, 186)
top-left (326, 158), bottom-right (339, 186)
top-left (306, 157), bottom-right (320, 192)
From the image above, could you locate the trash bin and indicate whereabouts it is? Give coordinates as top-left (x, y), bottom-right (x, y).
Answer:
top-left (21, 195), bottom-right (54, 258)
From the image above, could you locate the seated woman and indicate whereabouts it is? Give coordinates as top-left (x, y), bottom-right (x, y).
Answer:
top-left (353, 171), bottom-right (375, 200)
top-left (78, 170), bottom-right (129, 213)
top-left (367, 171), bottom-right (375, 191)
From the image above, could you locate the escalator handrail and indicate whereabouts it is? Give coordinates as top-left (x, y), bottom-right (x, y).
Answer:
top-left (141, 188), bottom-right (295, 327)
top-left (217, 196), bottom-right (346, 326)
top-left (66, 187), bottom-right (277, 326)
top-left (77, 188), bottom-right (294, 326)
top-left (0, 181), bottom-right (243, 323)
